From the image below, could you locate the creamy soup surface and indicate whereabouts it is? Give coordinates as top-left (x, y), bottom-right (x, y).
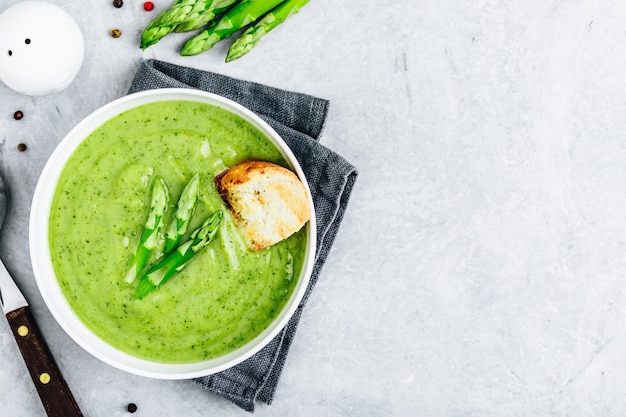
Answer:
top-left (49, 100), bottom-right (306, 363)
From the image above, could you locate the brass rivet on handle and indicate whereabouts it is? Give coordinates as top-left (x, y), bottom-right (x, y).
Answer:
top-left (17, 325), bottom-right (28, 336)
top-left (39, 373), bottom-right (50, 384)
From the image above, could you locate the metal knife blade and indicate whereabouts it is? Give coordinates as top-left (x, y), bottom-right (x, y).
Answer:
top-left (0, 257), bottom-right (28, 314)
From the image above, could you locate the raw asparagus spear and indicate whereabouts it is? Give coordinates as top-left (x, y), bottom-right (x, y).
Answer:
top-left (226, 0), bottom-right (309, 62)
top-left (174, 0), bottom-right (239, 32)
top-left (141, 0), bottom-right (208, 49)
top-left (135, 210), bottom-right (223, 299)
top-left (164, 173), bottom-right (200, 254)
top-left (140, 0), bottom-right (239, 50)
top-left (124, 176), bottom-right (170, 284)
top-left (180, 0), bottom-right (286, 56)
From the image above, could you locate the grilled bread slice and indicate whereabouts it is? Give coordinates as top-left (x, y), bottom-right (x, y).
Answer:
top-left (216, 160), bottom-right (311, 251)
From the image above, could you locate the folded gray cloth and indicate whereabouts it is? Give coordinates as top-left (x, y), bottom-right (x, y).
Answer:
top-left (129, 59), bottom-right (358, 412)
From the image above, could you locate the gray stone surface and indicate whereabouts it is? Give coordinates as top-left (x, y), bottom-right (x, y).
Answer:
top-left (2, 0), bottom-right (626, 416)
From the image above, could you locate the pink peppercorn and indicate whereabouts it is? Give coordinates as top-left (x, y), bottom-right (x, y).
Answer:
top-left (143, 2), bottom-right (154, 11)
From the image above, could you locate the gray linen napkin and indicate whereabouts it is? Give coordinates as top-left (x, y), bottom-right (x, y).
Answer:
top-left (128, 59), bottom-right (357, 412)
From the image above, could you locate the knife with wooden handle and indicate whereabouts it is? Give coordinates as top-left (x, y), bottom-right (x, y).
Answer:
top-left (0, 175), bottom-right (83, 417)
top-left (0, 260), bottom-right (84, 417)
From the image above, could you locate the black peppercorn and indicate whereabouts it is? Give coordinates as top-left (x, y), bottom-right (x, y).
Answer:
top-left (17, 143), bottom-right (27, 152)
top-left (13, 110), bottom-right (23, 120)
top-left (113, 0), bottom-right (123, 7)
top-left (127, 403), bottom-right (137, 413)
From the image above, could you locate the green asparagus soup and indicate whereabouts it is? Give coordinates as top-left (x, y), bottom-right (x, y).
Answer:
top-left (49, 100), bottom-right (307, 363)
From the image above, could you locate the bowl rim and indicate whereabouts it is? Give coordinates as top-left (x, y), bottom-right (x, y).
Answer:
top-left (29, 88), bottom-right (317, 379)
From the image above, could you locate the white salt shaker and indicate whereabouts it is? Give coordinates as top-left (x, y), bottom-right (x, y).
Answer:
top-left (0, 1), bottom-right (84, 96)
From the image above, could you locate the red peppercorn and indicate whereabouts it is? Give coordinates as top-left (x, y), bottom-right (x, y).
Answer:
top-left (143, 2), bottom-right (154, 11)
top-left (13, 110), bottom-right (23, 120)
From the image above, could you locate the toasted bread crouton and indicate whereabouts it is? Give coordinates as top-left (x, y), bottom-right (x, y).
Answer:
top-left (216, 160), bottom-right (311, 251)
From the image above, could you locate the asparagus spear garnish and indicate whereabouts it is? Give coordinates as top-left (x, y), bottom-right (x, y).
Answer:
top-left (124, 176), bottom-right (170, 284)
top-left (180, 0), bottom-right (286, 56)
top-left (136, 210), bottom-right (224, 299)
top-left (164, 173), bottom-right (200, 254)
top-left (140, 0), bottom-right (239, 50)
top-left (226, 0), bottom-right (309, 62)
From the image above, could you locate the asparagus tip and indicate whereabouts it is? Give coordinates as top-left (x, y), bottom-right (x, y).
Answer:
top-left (136, 277), bottom-right (156, 299)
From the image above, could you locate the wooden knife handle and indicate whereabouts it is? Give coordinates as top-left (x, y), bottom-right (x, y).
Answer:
top-left (6, 306), bottom-right (84, 417)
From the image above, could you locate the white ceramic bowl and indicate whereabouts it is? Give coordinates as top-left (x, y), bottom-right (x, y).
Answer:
top-left (29, 88), bottom-right (316, 379)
